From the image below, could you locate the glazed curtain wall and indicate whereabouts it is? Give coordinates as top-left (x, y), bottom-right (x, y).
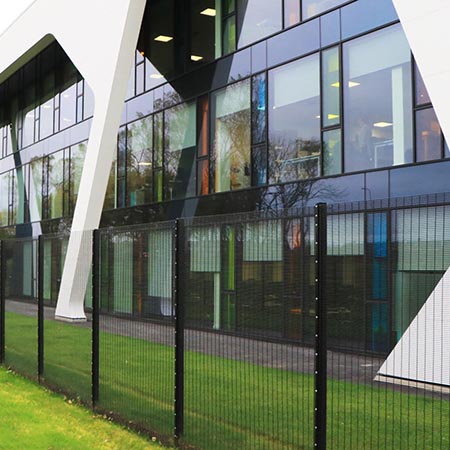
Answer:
top-left (0, 20), bottom-right (449, 227)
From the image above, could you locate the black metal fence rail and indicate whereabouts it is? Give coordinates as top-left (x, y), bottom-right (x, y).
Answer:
top-left (0, 196), bottom-right (449, 450)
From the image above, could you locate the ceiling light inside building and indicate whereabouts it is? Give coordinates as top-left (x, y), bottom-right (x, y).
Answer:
top-left (200, 8), bottom-right (216, 16)
top-left (191, 55), bottom-right (203, 61)
top-left (373, 122), bottom-right (392, 128)
top-left (348, 81), bottom-right (360, 88)
top-left (138, 162), bottom-right (152, 166)
top-left (328, 114), bottom-right (339, 120)
top-left (154, 35), bottom-right (173, 43)
top-left (331, 82), bottom-right (340, 88)
top-left (150, 73), bottom-right (164, 79)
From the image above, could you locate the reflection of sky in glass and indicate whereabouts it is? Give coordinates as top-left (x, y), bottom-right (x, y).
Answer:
top-left (0, 1), bottom-right (35, 36)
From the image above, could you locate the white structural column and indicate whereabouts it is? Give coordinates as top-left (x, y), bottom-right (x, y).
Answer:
top-left (379, 0), bottom-right (450, 387)
top-left (0, 0), bottom-right (147, 320)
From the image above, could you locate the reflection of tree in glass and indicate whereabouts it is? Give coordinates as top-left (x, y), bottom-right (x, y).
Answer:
top-left (164, 103), bottom-right (196, 200)
top-left (70, 141), bottom-right (87, 212)
top-left (213, 81), bottom-right (251, 192)
top-left (47, 151), bottom-right (65, 219)
top-left (262, 137), bottom-right (344, 212)
top-left (127, 114), bottom-right (153, 206)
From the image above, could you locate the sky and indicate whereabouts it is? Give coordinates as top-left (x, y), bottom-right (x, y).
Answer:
top-left (0, 0), bottom-right (35, 35)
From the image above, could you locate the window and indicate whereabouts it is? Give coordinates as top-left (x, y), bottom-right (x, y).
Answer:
top-left (70, 141), bottom-right (87, 213)
top-left (59, 83), bottom-right (77, 130)
top-left (164, 102), bottom-right (196, 200)
top-left (237, 0), bottom-right (282, 49)
top-left (39, 72), bottom-right (55, 140)
top-left (212, 79), bottom-right (251, 192)
top-left (127, 116), bottom-right (153, 206)
top-left (343, 25), bottom-right (413, 173)
top-left (268, 53), bottom-right (320, 183)
top-left (47, 150), bottom-right (65, 219)
top-left (416, 108), bottom-right (442, 162)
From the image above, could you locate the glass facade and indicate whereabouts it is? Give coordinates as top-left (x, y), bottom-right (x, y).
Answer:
top-left (0, 0), bottom-right (449, 358)
top-left (0, 5), bottom-right (449, 230)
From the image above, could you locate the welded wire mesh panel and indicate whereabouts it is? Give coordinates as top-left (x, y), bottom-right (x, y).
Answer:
top-left (97, 222), bottom-right (175, 440)
top-left (3, 238), bottom-right (38, 378)
top-left (41, 231), bottom-right (92, 403)
top-left (326, 200), bottom-right (450, 450)
top-left (182, 210), bottom-right (316, 450)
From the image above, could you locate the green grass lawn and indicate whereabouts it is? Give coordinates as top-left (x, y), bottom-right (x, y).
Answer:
top-left (0, 366), bottom-right (166, 450)
top-left (4, 310), bottom-right (450, 450)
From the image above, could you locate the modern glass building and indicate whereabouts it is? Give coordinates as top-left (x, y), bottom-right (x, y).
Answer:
top-left (0, 0), bottom-right (449, 354)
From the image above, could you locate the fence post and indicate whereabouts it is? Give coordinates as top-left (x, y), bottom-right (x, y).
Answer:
top-left (92, 229), bottom-right (100, 408)
top-left (314, 203), bottom-right (327, 450)
top-left (38, 236), bottom-right (44, 380)
top-left (0, 241), bottom-right (4, 364)
top-left (174, 219), bottom-right (185, 443)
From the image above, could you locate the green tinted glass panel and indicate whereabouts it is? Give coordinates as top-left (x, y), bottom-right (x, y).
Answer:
top-left (322, 47), bottom-right (340, 127)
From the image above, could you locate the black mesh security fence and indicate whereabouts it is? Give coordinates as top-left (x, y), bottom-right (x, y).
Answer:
top-left (0, 194), bottom-right (448, 450)
top-left (40, 231), bottom-right (92, 404)
top-left (2, 238), bottom-right (38, 379)
top-left (325, 198), bottom-right (450, 450)
top-left (181, 210), bottom-right (316, 450)
top-left (96, 222), bottom-right (176, 441)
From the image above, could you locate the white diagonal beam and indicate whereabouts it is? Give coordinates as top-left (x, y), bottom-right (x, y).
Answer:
top-left (379, 0), bottom-right (450, 386)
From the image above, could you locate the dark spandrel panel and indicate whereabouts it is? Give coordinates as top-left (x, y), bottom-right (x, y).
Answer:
top-left (267, 19), bottom-right (320, 68)
top-left (365, 170), bottom-right (389, 200)
top-left (341, 0), bottom-right (398, 40)
top-left (390, 160), bottom-right (450, 198)
top-left (251, 41), bottom-right (267, 74)
top-left (320, 9), bottom-right (341, 47)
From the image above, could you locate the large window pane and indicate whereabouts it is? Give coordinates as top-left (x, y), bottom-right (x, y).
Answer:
top-left (212, 79), bottom-right (251, 192)
top-left (40, 72), bottom-right (55, 140)
top-left (47, 150), bottom-right (65, 219)
top-left (268, 54), bottom-right (320, 183)
top-left (0, 173), bottom-right (9, 226)
top-left (237, 0), bottom-right (282, 48)
top-left (127, 116), bottom-right (153, 205)
top-left (70, 141), bottom-right (87, 213)
top-left (416, 108), bottom-right (441, 162)
top-left (164, 102), bottom-right (196, 200)
top-left (303, 0), bottom-right (348, 19)
top-left (60, 83), bottom-right (77, 130)
top-left (344, 25), bottom-right (413, 173)
top-left (30, 158), bottom-right (43, 221)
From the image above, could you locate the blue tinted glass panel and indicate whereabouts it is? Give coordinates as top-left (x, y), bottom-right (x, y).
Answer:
top-left (267, 19), bottom-right (320, 67)
top-left (341, 0), bottom-right (398, 40)
top-left (320, 9), bottom-right (341, 47)
top-left (251, 41), bottom-right (267, 74)
top-left (390, 160), bottom-right (450, 197)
